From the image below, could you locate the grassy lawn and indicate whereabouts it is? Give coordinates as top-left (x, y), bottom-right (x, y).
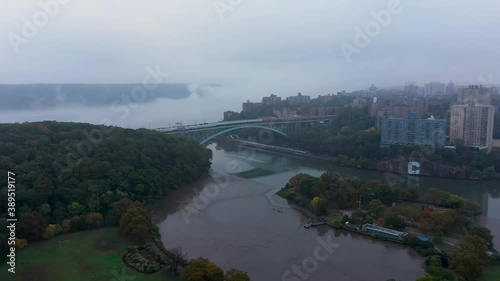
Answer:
top-left (0, 228), bottom-right (179, 281)
top-left (482, 264), bottom-right (500, 281)
top-left (435, 242), bottom-right (457, 255)
top-left (321, 210), bottom-right (344, 224)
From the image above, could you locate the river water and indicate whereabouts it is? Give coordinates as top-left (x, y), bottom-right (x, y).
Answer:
top-left (152, 143), bottom-right (500, 281)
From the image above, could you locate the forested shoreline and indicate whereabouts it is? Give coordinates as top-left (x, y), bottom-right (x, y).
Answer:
top-left (0, 121), bottom-right (212, 259)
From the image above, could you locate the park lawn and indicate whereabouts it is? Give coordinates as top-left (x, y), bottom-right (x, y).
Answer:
top-left (0, 228), bottom-right (179, 281)
top-left (435, 242), bottom-right (457, 255)
top-left (482, 264), bottom-right (500, 281)
top-left (321, 210), bottom-right (344, 225)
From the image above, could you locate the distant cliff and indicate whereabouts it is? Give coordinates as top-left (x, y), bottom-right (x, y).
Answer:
top-left (0, 83), bottom-right (220, 110)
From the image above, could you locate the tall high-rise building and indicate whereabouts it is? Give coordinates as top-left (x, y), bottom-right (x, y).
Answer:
top-left (380, 113), bottom-right (446, 147)
top-left (458, 85), bottom-right (492, 105)
top-left (424, 82), bottom-right (446, 97)
top-left (450, 86), bottom-right (495, 152)
top-left (446, 81), bottom-right (456, 95)
top-left (450, 103), bottom-right (495, 151)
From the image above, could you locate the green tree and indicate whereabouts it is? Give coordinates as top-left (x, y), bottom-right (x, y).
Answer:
top-left (366, 199), bottom-right (386, 217)
top-left (483, 166), bottom-right (496, 180)
top-left (374, 184), bottom-right (396, 205)
top-left (433, 227), bottom-right (443, 244)
top-left (407, 184), bottom-right (420, 201)
top-left (415, 276), bottom-right (433, 281)
top-left (426, 188), bottom-right (447, 204)
top-left (224, 269), bottom-right (251, 281)
top-left (384, 213), bottom-right (406, 230)
top-left (469, 224), bottom-right (494, 249)
top-left (38, 203), bottom-right (52, 215)
top-left (17, 211), bottom-right (48, 242)
top-left (452, 235), bottom-right (490, 281)
top-left (445, 195), bottom-right (465, 209)
top-left (67, 202), bottom-right (86, 217)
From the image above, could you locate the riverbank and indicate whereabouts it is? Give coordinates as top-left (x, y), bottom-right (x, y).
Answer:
top-left (276, 169), bottom-right (500, 280)
top-left (227, 139), bottom-right (500, 181)
top-left (154, 167), bottom-right (426, 281)
top-left (229, 139), bottom-right (332, 161)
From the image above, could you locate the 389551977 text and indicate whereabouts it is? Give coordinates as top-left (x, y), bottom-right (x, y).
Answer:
top-left (7, 171), bottom-right (16, 274)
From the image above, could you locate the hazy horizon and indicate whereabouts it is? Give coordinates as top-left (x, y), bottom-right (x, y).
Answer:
top-left (2, 0), bottom-right (500, 99)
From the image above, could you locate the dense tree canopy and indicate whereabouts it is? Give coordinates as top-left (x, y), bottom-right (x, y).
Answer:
top-left (0, 121), bottom-right (212, 255)
top-left (452, 235), bottom-right (490, 281)
top-left (181, 257), bottom-right (224, 281)
top-left (224, 269), bottom-right (251, 281)
top-left (269, 107), bottom-right (500, 180)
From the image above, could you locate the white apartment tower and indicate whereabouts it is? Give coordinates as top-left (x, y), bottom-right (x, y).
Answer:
top-left (450, 86), bottom-right (495, 152)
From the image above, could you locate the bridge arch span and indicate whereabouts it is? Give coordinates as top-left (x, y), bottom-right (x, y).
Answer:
top-left (199, 125), bottom-right (287, 145)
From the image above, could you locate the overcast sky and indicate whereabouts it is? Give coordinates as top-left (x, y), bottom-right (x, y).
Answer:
top-left (1, 0), bottom-right (500, 98)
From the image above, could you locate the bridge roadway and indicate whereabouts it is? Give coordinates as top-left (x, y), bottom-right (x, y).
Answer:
top-left (156, 115), bottom-right (335, 144)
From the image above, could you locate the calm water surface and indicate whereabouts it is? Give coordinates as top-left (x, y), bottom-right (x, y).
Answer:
top-left (152, 144), bottom-right (438, 281)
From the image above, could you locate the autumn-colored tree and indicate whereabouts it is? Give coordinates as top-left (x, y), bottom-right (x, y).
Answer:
top-left (85, 212), bottom-right (104, 229)
top-left (15, 238), bottom-right (28, 249)
top-left (180, 257), bottom-right (224, 281)
top-left (119, 202), bottom-right (151, 242)
top-left (426, 188), bottom-right (447, 204)
top-left (224, 269), bottom-right (251, 281)
top-left (61, 219), bottom-right (71, 233)
top-left (311, 197), bottom-right (328, 215)
top-left (418, 218), bottom-right (432, 237)
top-left (288, 173), bottom-right (314, 188)
top-left (43, 224), bottom-right (63, 239)
top-left (106, 198), bottom-right (134, 226)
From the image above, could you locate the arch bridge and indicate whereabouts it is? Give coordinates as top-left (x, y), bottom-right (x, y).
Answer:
top-left (157, 116), bottom-right (334, 144)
